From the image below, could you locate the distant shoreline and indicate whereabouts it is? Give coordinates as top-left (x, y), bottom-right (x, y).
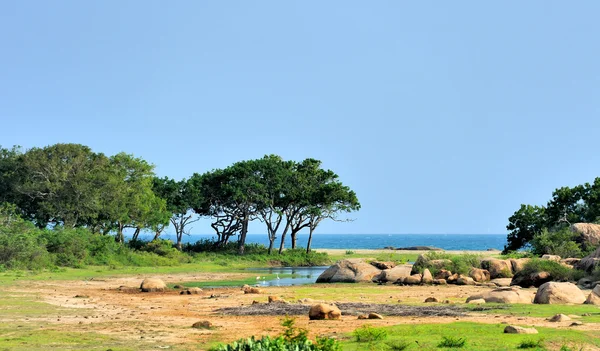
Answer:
top-left (315, 248), bottom-right (501, 256)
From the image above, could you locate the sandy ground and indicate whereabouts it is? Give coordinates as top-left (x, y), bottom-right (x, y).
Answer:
top-left (3, 271), bottom-right (598, 351)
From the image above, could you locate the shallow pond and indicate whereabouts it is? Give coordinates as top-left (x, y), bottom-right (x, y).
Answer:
top-left (246, 266), bottom-right (329, 286)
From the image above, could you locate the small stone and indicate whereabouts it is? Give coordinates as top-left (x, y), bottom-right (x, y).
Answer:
top-left (424, 297), bottom-right (439, 303)
top-left (192, 321), bottom-right (213, 329)
top-left (548, 314), bottom-right (571, 322)
top-left (570, 321), bottom-right (583, 327)
top-left (368, 313), bottom-right (383, 319)
top-left (504, 325), bottom-right (538, 334)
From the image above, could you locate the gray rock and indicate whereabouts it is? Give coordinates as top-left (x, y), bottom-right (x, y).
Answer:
top-left (317, 259), bottom-right (381, 283)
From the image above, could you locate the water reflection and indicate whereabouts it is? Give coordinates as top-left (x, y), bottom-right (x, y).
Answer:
top-left (246, 266), bottom-right (329, 286)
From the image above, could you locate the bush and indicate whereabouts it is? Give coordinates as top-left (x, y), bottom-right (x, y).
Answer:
top-left (437, 336), bottom-right (466, 348)
top-left (519, 259), bottom-right (581, 282)
top-left (353, 325), bottom-right (388, 342)
top-left (210, 317), bottom-right (340, 351)
top-left (531, 228), bottom-right (585, 258)
top-left (413, 252), bottom-right (482, 276)
top-left (386, 340), bottom-right (412, 351)
top-left (517, 339), bottom-right (545, 349)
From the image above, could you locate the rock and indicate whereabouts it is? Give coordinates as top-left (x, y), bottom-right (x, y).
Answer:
top-left (510, 271), bottom-right (552, 288)
top-left (268, 296), bottom-right (282, 303)
top-left (424, 297), bottom-right (439, 303)
top-left (487, 248), bottom-right (501, 252)
top-left (308, 304), bottom-right (341, 320)
top-left (370, 261), bottom-right (396, 270)
top-left (433, 279), bottom-right (447, 285)
top-left (467, 298), bottom-right (486, 304)
top-left (192, 320), bottom-right (213, 329)
top-left (548, 314), bottom-right (571, 322)
top-left (576, 246), bottom-right (600, 272)
top-left (561, 258), bottom-right (581, 266)
top-left (469, 268), bottom-right (490, 282)
top-left (578, 277), bottom-right (593, 289)
top-left (368, 313), bottom-right (384, 319)
top-left (411, 255), bottom-right (449, 274)
top-left (509, 258), bottom-right (531, 274)
top-left (490, 278), bottom-right (512, 287)
top-left (429, 259), bottom-right (452, 269)
top-left (242, 285), bottom-right (263, 294)
top-left (317, 259), bottom-right (382, 283)
top-left (400, 275), bottom-right (423, 285)
top-left (584, 285), bottom-right (600, 305)
top-left (396, 246), bottom-right (442, 251)
top-left (422, 269), bottom-right (433, 284)
top-left (298, 298), bottom-right (316, 304)
top-left (504, 325), bottom-right (538, 334)
top-left (456, 276), bottom-right (476, 285)
top-left (542, 254), bottom-right (561, 262)
top-left (173, 284), bottom-right (184, 289)
top-left (435, 269), bottom-right (452, 280)
top-left (481, 258), bottom-right (513, 279)
top-left (570, 321), bottom-right (584, 326)
top-left (357, 314), bottom-right (368, 319)
top-left (374, 265), bottom-right (412, 283)
top-left (447, 273), bottom-right (459, 284)
top-left (466, 287), bottom-right (534, 304)
top-left (187, 287), bottom-right (202, 294)
top-left (252, 300), bottom-right (260, 305)
top-left (140, 278), bottom-right (167, 292)
top-left (571, 223), bottom-right (600, 249)
top-left (534, 282), bottom-right (586, 304)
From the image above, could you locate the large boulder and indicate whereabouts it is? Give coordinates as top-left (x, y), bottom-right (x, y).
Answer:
top-left (576, 246), bottom-right (600, 273)
top-left (370, 261), bottom-right (396, 270)
top-left (534, 282), bottom-right (586, 304)
top-left (509, 258), bottom-right (531, 274)
top-left (317, 259), bottom-right (381, 283)
top-left (456, 275), bottom-right (476, 286)
top-left (466, 287), bottom-right (533, 304)
top-left (510, 271), bottom-right (552, 288)
top-left (469, 268), bottom-right (490, 282)
top-left (571, 223), bottom-right (600, 249)
top-left (504, 326), bottom-right (538, 334)
top-left (490, 278), bottom-right (513, 287)
top-left (481, 258), bottom-right (513, 279)
top-left (373, 264), bottom-right (412, 283)
top-left (541, 254), bottom-right (561, 262)
top-left (422, 269), bottom-right (433, 284)
top-left (308, 304), bottom-right (341, 320)
top-left (585, 285), bottom-right (600, 305)
top-left (411, 255), bottom-right (450, 274)
top-left (140, 278), bottom-right (167, 292)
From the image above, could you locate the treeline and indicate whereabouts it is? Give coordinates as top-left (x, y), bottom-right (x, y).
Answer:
top-left (505, 177), bottom-right (600, 256)
top-left (0, 143), bottom-right (359, 255)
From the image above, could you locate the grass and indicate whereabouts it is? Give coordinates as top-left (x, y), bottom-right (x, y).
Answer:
top-left (438, 336), bottom-right (466, 348)
top-left (517, 338), bottom-right (545, 349)
top-left (468, 303), bottom-right (600, 323)
top-left (341, 322), bottom-right (600, 351)
top-left (353, 325), bottom-right (388, 342)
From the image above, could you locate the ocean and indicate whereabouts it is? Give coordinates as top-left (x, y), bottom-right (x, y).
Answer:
top-left (134, 233), bottom-right (507, 251)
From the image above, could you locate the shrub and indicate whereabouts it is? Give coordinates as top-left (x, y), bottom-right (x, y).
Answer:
top-left (413, 252), bottom-right (482, 276)
top-left (517, 339), bottom-right (545, 349)
top-left (386, 340), bottom-right (412, 351)
top-left (345, 250), bottom-right (355, 255)
top-left (210, 317), bottom-right (340, 351)
top-left (520, 258), bottom-right (579, 282)
top-left (531, 227), bottom-right (584, 258)
top-left (437, 336), bottom-right (466, 348)
top-left (353, 325), bottom-right (388, 342)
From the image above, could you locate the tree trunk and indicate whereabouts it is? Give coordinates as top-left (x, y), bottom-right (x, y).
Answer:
top-left (116, 223), bottom-right (125, 243)
top-left (306, 226), bottom-right (315, 254)
top-left (268, 238), bottom-right (275, 255)
top-left (132, 227), bottom-right (141, 242)
top-left (238, 213), bottom-right (249, 255)
top-left (291, 232), bottom-right (297, 249)
top-left (278, 231), bottom-right (286, 254)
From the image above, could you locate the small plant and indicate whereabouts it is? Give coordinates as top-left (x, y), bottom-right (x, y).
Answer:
top-left (437, 336), bottom-right (466, 348)
top-left (518, 339), bottom-right (545, 349)
top-left (559, 345), bottom-right (583, 351)
top-left (345, 250), bottom-right (355, 255)
top-left (386, 340), bottom-right (412, 351)
top-left (353, 324), bottom-right (388, 342)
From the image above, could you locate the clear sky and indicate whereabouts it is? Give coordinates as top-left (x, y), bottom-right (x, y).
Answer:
top-left (1, 1), bottom-right (599, 235)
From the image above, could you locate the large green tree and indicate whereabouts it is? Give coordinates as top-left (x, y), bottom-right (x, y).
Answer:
top-left (504, 204), bottom-right (547, 253)
top-left (152, 177), bottom-right (202, 250)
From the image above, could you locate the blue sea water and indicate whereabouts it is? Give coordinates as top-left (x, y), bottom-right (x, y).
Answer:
top-left (135, 233), bottom-right (507, 251)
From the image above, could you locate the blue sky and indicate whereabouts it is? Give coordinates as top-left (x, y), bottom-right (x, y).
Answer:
top-left (1, 2), bottom-right (599, 235)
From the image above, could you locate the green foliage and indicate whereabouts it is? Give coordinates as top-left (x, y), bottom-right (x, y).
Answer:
top-left (505, 204), bottom-right (547, 253)
top-left (413, 252), bottom-right (482, 276)
top-left (437, 336), bottom-right (466, 348)
top-left (531, 227), bottom-right (586, 258)
top-left (519, 259), bottom-right (581, 282)
top-left (345, 250), bottom-right (355, 255)
top-left (386, 340), bottom-right (412, 351)
top-left (210, 317), bottom-right (340, 351)
top-left (517, 339), bottom-right (545, 349)
top-left (353, 325), bottom-right (388, 342)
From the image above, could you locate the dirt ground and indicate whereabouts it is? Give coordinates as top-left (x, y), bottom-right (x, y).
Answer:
top-left (3, 272), bottom-right (597, 350)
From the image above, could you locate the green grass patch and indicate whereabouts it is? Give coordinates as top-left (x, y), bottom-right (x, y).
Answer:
top-left (341, 322), bottom-right (600, 351)
top-left (468, 303), bottom-right (600, 323)
top-left (437, 336), bottom-right (467, 348)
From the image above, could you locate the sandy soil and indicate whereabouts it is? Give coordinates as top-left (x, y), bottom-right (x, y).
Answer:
top-left (4, 271), bottom-right (597, 351)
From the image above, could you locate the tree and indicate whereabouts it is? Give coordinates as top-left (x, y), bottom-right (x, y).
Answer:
top-left (0, 145), bottom-right (23, 205)
top-left (504, 204), bottom-right (546, 253)
top-left (152, 177), bottom-right (202, 250)
top-left (14, 143), bottom-right (111, 228)
top-left (104, 153), bottom-right (169, 243)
